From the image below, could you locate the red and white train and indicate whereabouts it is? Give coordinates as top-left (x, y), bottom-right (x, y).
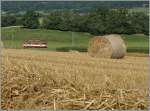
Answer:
top-left (23, 40), bottom-right (47, 48)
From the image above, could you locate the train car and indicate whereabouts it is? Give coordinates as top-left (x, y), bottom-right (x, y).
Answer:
top-left (23, 40), bottom-right (47, 48)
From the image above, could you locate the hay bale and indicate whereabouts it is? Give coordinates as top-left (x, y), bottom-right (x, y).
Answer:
top-left (88, 34), bottom-right (126, 59)
top-left (88, 36), bottom-right (112, 58)
top-left (69, 50), bottom-right (80, 54)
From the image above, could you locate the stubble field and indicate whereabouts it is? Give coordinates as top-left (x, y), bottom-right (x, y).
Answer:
top-left (1, 49), bottom-right (148, 110)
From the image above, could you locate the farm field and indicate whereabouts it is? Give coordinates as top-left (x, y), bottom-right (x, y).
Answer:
top-left (1, 27), bottom-right (149, 53)
top-left (128, 7), bottom-right (149, 14)
top-left (2, 49), bottom-right (148, 110)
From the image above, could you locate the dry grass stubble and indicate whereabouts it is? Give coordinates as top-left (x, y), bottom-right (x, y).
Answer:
top-left (1, 49), bottom-right (148, 110)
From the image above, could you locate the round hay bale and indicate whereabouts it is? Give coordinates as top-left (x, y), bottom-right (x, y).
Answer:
top-left (88, 34), bottom-right (126, 59)
top-left (69, 50), bottom-right (80, 54)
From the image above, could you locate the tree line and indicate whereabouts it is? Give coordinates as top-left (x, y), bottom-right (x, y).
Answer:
top-left (1, 7), bottom-right (149, 35)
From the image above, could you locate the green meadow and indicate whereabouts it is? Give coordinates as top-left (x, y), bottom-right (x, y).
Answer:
top-left (1, 27), bottom-right (149, 53)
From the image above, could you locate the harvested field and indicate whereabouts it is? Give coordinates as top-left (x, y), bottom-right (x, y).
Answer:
top-left (126, 52), bottom-right (149, 57)
top-left (1, 49), bottom-right (148, 110)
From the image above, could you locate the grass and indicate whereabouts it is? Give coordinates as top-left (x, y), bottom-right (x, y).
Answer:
top-left (122, 34), bottom-right (149, 53)
top-left (128, 7), bottom-right (149, 14)
top-left (1, 27), bottom-right (149, 53)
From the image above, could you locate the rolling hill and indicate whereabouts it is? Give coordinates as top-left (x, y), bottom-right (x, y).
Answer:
top-left (1, 26), bottom-right (149, 53)
top-left (2, 1), bottom-right (149, 13)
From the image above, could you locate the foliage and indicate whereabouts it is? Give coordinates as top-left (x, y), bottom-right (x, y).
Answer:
top-left (21, 11), bottom-right (39, 29)
top-left (2, 7), bottom-right (149, 35)
top-left (1, 15), bottom-right (17, 27)
top-left (41, 8), bottom-right (149, 35)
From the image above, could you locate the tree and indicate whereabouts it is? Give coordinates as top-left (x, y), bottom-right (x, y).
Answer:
top-left (58, 11), bottom-right (72, 31)
top-left (130, 12), bottom-right (149, 35)
top-left (19, 7), bottom-right (148, 35)
top-left (1, 15), bottom-right (17, 27)
top-left (42, 12), bottom-right (62, 30)
top-left (22, 11), bottom-right (39, 29)
top-left (85, 7), bottom-right (110, 35)
top-left (107, 9), bottom-right (132, 34)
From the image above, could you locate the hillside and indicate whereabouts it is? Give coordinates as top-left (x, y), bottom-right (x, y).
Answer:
top-left (1, 27), bottom-right (149, 53)
top-left (2, 1), bottom-right (149, 13)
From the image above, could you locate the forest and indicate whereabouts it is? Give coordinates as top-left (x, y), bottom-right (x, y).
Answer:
top-left (2, 7), bottom-right (149, 35)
